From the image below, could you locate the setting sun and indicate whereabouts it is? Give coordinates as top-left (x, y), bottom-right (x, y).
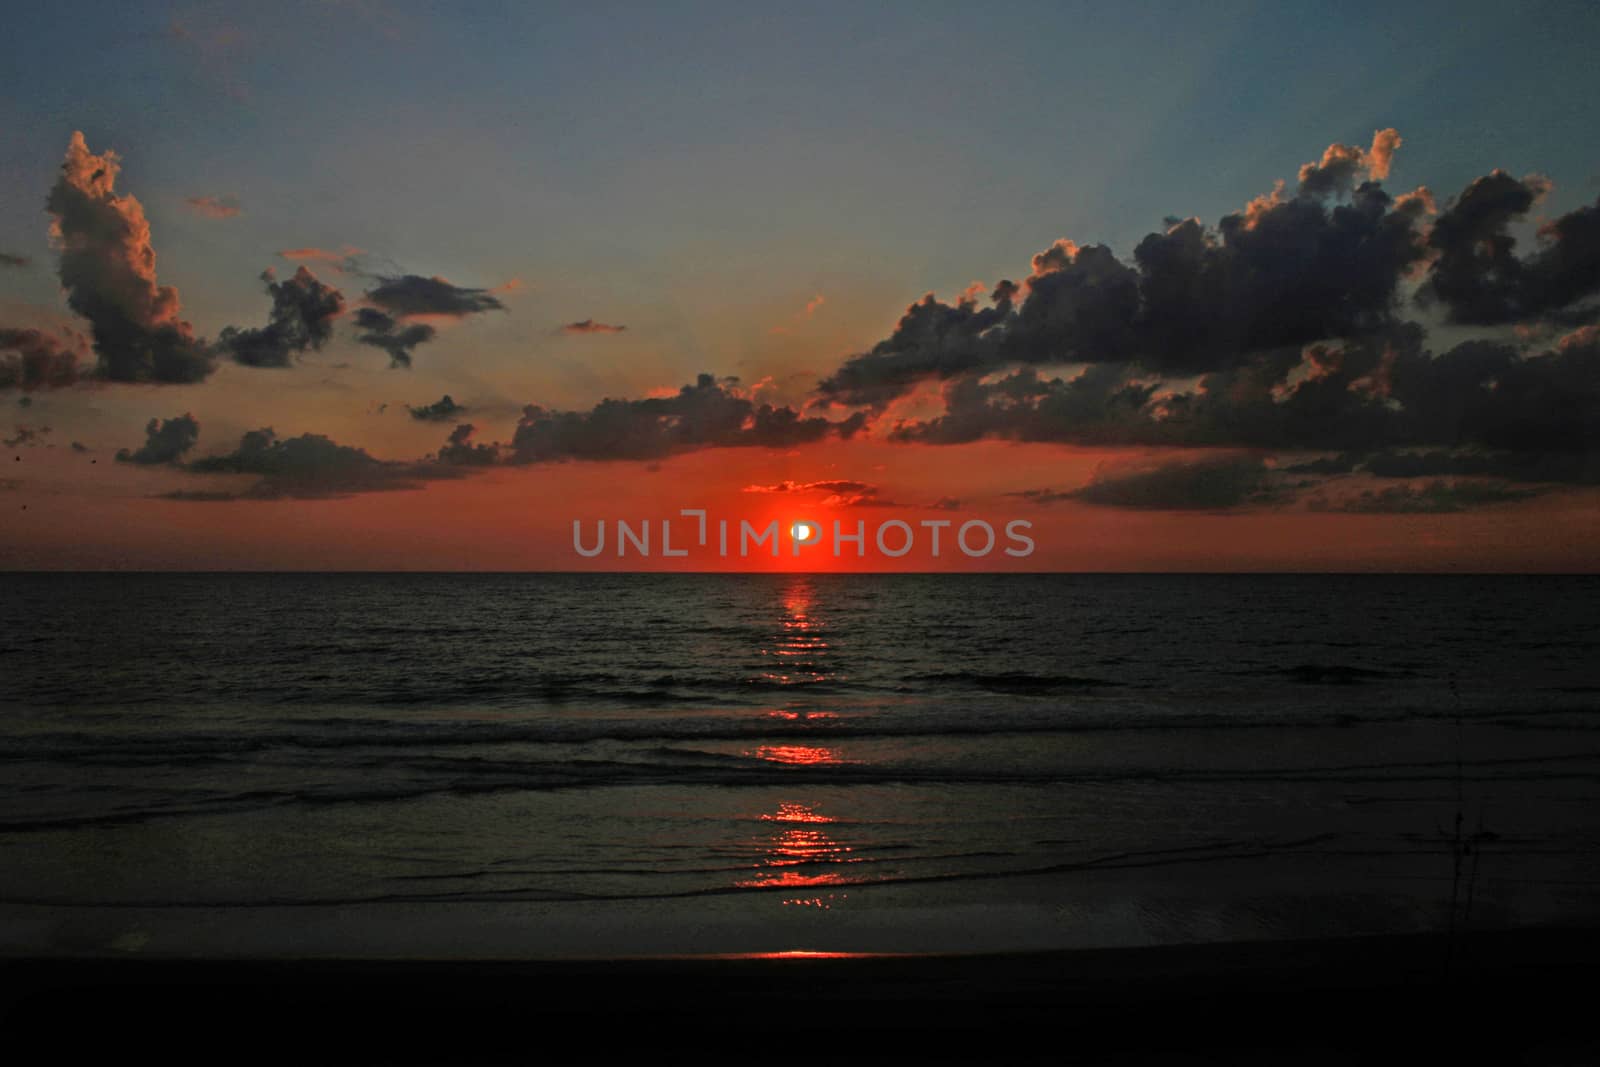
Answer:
top-left (791, 521), bottom-right (819, 545)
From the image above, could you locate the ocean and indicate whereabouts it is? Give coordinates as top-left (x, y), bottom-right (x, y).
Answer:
top-left (2, 573), bottom-right (1597, 958)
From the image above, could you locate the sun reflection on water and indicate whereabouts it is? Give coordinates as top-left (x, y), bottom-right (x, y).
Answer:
top-left (738, 801), bottom-right (856, 890)
top-left (755, 577), bottom-right (834, 687)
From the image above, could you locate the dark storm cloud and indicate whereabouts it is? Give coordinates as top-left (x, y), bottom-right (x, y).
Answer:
top-left (354, 308), bottom-right (436, 368)
top-left (509, 373), bottom-right (861, 464)
top-left (0, 327), bottom-right (86, 391)
top-left (364, 275), bottom-right (505, 319)
top-left (218, 267), bottom-right (345, 368)
top-left (116, 413), bottom-right (200, 465)
top-left (1018, 454), bottom-right (1284, 511)
top-left (182, 427), bottom-right (451, 499)
top-left (436, 423), bottom-right (499, 466)
top-left (407, 394), bottom-right (465, 421)
top-left (47, 133), bottom-right (215, 384)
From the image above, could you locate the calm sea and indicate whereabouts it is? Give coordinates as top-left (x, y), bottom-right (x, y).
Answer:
top-left (1, 573), bottom-right (1597, 957)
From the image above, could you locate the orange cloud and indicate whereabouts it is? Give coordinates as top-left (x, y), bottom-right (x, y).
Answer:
top-left (184, 195), bottom-right (241, 219)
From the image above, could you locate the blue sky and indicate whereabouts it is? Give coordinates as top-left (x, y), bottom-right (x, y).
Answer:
top-left (6, 0), bottom-right (1599, 350)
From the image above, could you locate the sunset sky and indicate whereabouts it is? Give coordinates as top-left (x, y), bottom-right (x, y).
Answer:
top-left (3, 0), bottom-right (1599, 570)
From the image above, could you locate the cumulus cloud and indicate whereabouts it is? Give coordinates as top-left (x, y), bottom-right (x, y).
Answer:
top-left (1296, 128), bottom-right (1402, 197)
top-left (184, 195), bottom-right (241, 219)
top-left (804, 130), bottom-right (1600, 511)
top-left (0, 327), bottom-right (87, 391)
top-left (353, 308), bottom-right (435, 369)
top-left (47, 132), bottom-right (215, 384)
top-left (509, 373), bottom-right (866, 464)
top-left (561, 319), bottom-right (627, 335)
top-left (1418, 171), bottom-right (1600, 325)
top-left (116, 413), bottom-right (200, 465)
top-left (408, 394), bottom-right (465, 421)
top-left (217, 267), bottom-right (345, 368)
top-left (817, 140), bottom-right (1432, 409)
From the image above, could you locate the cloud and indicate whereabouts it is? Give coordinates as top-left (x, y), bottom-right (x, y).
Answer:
top-left (184, 195), bottom-right (241, 219)
top-left (217, 267), bottom-right (345, 368)
top-left (47, 133), bottom-right (215, 384)
top-left (1021, 453), bottom-right (1284, 511)
top-left (1412, 169), bottom-right (1600, 325)
top-left (182, 427), bottom-right (448, 499)
top-left (0, 327), bottom-right (87, 391)
top-left (817, 137), bottom-right (1433, 409)
top-left (562, 319), bottom-right (627, 335)
top-left (886, 322), bottom-right (1600, 467)
top-left (742, 478), bottom-right (882, 506)
top-left (5, 425), bottom-right (50, 448)
top-left (436, 423), bottom-right (499, 466)
top-left (365, 275), bottom-right (505, 319)
top-left (116, 414), bottom-right (200, 465)
top-left (348, 274), bottom-right (503, 367)
top-left (1296, 128), bottom-right (1402, 197)
top-left (0, 253), bottom-right (30, 268)
top-left (743, 478), bottom-right (876, 494)
top-left (354, 308), bottom-right (435, 369)
top-left (1314, 480), bottom-right (1538, 513)
top-left (408, 394), bottom-right (466, 421)
top-left (509, 373), bottom-right (864, 464)
top-left (278, 247), bottom-right (364, 275)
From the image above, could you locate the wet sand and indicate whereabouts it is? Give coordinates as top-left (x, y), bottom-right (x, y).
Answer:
top-left (4, 927), bottom-right (1597, 1063)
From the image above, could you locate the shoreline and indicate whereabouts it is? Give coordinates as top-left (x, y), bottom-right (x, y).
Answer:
top-left (5, 927), bottom-right (1597, 1062)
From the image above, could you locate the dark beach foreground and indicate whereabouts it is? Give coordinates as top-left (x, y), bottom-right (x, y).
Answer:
top-left (4, 928), bottom-right (1597, 1064)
